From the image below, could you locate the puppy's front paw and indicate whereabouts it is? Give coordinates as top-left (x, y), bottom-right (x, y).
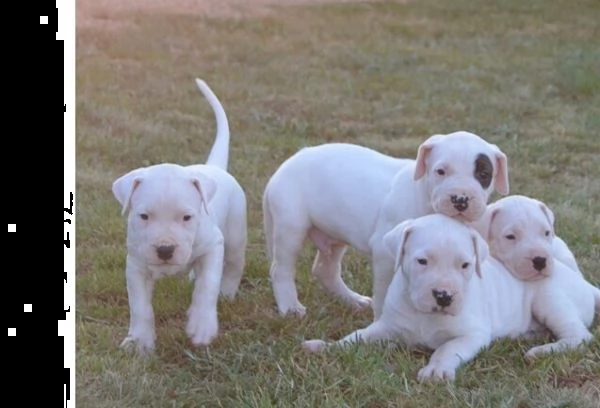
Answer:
top-left (120, 335), bottom-right (155, 356)
top-left (186, 308), bottom-right (219, 347)
top-left (525, 334), bottom-right (592, 361)
top-left (302, 339), bottom-right (328, 353)
top-left (278, 302), bottom-right (307, 318)
top-left (417, 362), bottom-right (456, 382)
top-left (525, 341), bottom-right (571, 361)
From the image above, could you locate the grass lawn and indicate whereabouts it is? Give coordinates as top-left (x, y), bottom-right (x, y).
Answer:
top-left (76, 0), bottom-right (600, 406)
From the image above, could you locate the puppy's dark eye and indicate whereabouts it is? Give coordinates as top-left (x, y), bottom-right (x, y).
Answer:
top-left (183, 215), bottom-right (192, 221)
top-left (140, 214), bottom-right (149, 221)
top-left (436, 169), bottom-right (445, 176)
top-left (462, 262), bottom-right (470, 269)
top-left (417, 258), bottom-right (428, 265)
top-left (505, 234), bottom-right (516, 240)
top-left (544, 230), bottom-right (550, 237)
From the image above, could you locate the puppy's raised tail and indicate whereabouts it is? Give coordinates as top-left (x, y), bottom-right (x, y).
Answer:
top-left (195, 78), bottom-right (230, 171)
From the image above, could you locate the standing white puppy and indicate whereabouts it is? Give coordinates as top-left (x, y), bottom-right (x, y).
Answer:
top-left (263, 131), bottom-right (509, 318)
top-left (302, 214), bottom-right (598, 382)
top-left (469, 195), bottom-right (600, 357)
top-left (112, 79), bottom-right (247, 355)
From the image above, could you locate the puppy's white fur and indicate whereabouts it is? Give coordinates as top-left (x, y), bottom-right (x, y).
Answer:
top-left (302, 214), bottom-right (597, 382)
top-left (263, 131), bottom-right (509, 318)
top-left (470, 195), bottom-right (600, 356)
top-left (469, 195), bottom-right (583, 277)
top-left (112, 79), bottom-right (247, 355)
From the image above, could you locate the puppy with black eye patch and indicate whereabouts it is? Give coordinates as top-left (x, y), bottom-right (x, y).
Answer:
top-left (368, 132), bottom-right (510, 318)
top-left (264, 131), bottom-right (511, 320)
top-left (474, 154), bottom-right (494, 189)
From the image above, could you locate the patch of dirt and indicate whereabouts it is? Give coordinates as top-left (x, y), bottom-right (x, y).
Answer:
top-left (77, 0), bottom-right (379, 30)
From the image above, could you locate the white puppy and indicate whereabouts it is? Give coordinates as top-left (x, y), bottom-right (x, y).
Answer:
top-left (263, 131), bottom-right (509, 318)
top-left (112, 79), bottom-right (247, 355)
top-left (470, 195), bottom-right (584, 277)
top-left (302, 214), bottom-right (597, 382)
top-left (470, 194), bottom-right (600, 357)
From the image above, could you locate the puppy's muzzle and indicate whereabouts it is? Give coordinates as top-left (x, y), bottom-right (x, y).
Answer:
top-left (432, 289), bottom-right (453, 307)
top-left (450, 195), bottom-right (469, 212)
top-left (156, 245), bottom-right (176, 261)
top-left (532, 256), bottom-right (547, 272)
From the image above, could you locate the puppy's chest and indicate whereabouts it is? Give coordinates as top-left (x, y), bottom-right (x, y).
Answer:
top-left (397, 318), bottom-right (455, 350)
top-left (149, 263), bottom-right (193, 279)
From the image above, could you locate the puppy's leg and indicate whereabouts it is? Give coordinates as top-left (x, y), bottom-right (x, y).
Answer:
top-left (264, 186), bottom-right (310, 316)
top-left (270, 226), bottom-right (308, 316)
top-left (186, 243), bottom-right (224, 346)
top-left (302, 319), bottom-right (394, 352)
top-left (121, 256), bottom-right (156, 355)
top-left (310, 230), bottom-right (371, 309)
top-left (526, 289), bottom-right (593, 359)
top-left (417, 334), bottom-right (490, 382)
top-left (220, 197), bottom-right (247, 299)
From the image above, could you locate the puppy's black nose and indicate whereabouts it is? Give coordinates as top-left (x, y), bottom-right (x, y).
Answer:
top-left (450, 195), bottom-right (469, 212)
top-left (532, 256), bottom-right (547, 271)
top-left (156, 245), bottom-right (175, 261)
top-left (432, 289), bottom-right (453, 307)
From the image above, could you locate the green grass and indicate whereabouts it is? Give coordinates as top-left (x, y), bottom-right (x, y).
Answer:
top-left (76, 0), bottom-right (600, 406)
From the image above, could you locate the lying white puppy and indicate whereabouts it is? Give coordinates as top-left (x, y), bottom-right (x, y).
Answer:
top-left (263, 131), bottom-right (509, 318)
top-left (112, 79), bottom-right (247, 355)
top-left (302, 214), bottom-right (597, 382)
top-left (469, 194), bottom-right (600, 357)
top-left (470, 194), bottom-right (584, 277)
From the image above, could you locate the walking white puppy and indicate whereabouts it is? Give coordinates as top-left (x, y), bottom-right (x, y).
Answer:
top-left (469, 195), bottom-right (600, 357)
top-left (302, 214), bottom-right (597, 382)
top-left (112, 79), bottom-right (247, 355)
top-left (263, 131), bottom-right (509, 318)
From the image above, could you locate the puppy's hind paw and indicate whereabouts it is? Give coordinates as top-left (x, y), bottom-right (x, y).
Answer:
top-left (302, 339), bottom-right (329, 353)
top-left (351, 294), bottom-right (373, 310)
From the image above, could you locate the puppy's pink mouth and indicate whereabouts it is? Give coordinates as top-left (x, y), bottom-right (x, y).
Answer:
top-left (149, 261), bottom-right (181, 266)
top-left (429, 306), bottom-right (455, 315)
top-left (517, 272), bottom-right (546, 282)
top-left (449, 211), bottom-right (482, 223)
top-left (451, 213), bottom-right (469, 221)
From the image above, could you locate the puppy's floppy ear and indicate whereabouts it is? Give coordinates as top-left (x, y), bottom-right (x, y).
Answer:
top-left (491, 145), bottom-right (509, 195)
top-left (192, 173), bottom-right (218, 214)
top-left (470, 203), bottom-right (500, 243)
top-left (469, 227), bottom-right (489, 279)
top-left (536, 199), bottom-right (555, 236)
top-left (414, 134), bottom-right (444, 181)
top-left (382, 219), bottom-right (414, 273)
top-left (112, 168), bottom-right (146, 215)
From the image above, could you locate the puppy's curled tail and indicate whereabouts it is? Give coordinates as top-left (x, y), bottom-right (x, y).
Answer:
top-left (195, 78), bottom-right (230, 171)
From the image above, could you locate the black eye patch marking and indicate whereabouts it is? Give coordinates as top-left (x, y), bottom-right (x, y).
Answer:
top-left (474, 154), bottom-right (493, 189)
